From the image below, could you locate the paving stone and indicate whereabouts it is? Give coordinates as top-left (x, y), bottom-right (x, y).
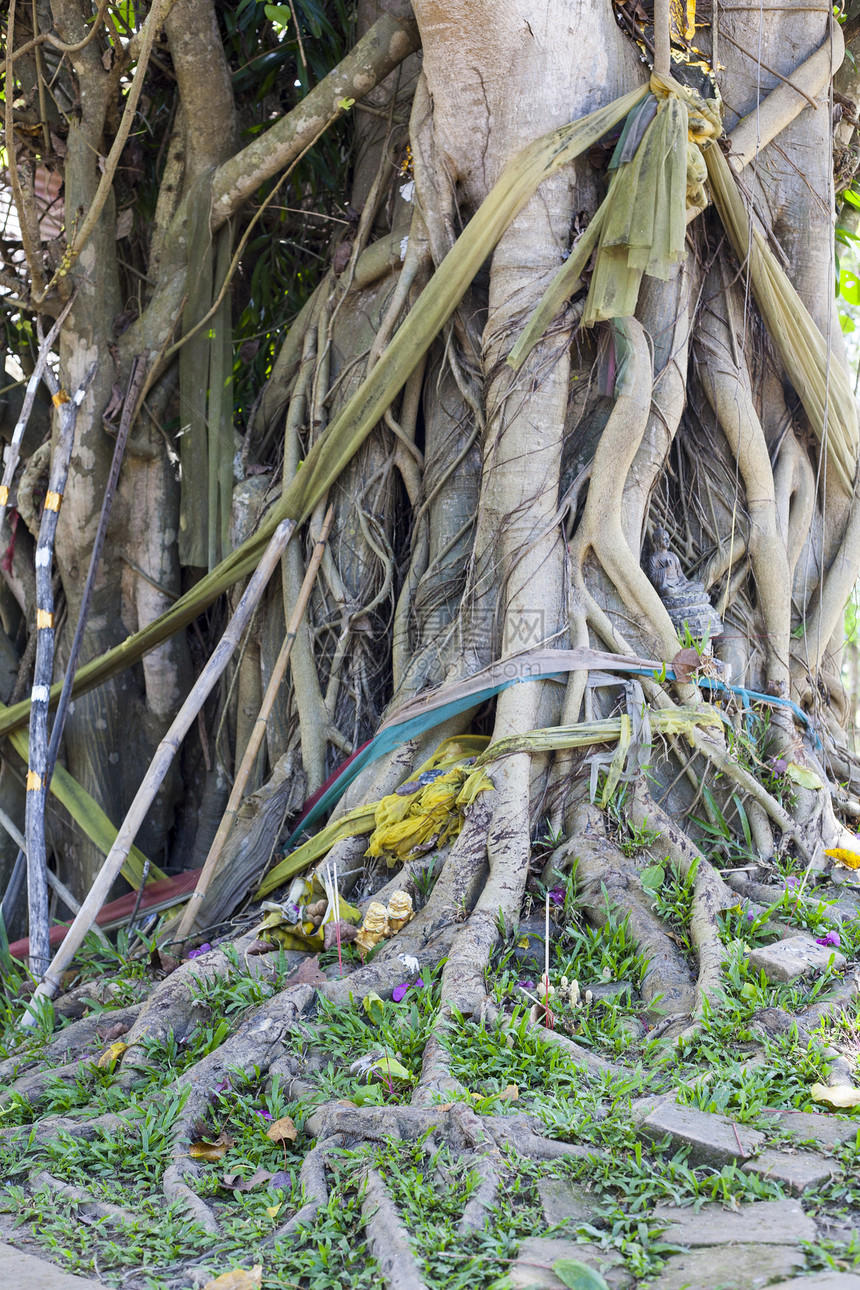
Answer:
top-left (759, 1110), bottom-right (859, 1149)
top-left (536, 1178), bottom-right (598, 1226)
top-left (743, 1148), bottom-right (841, 1194)
top-left (653, 1198), bottom-right (816, 1247)
top-left (0, 1243), bottom-right (105, 1287)
top-left (510, 1237), bottom-right (633, 1289)
top-left (653, 1243), bottom-right (804, 1290)
top-left (747, 935), bottom-right (847, 984)
top-left (638, 1099), bottom-right (765, 1167)
top-left (767, 1276), bottom-right (860, 1290)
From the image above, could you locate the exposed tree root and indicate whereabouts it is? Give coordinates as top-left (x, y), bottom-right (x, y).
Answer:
top-left (363, 1167), bottom-right (430, 1290)
top-left (28, 1169), bottom-right (153, 1230)
top-left (268, 1136), bottom-right (341, 1241)
top-left (556, 804), bottom-right (697, 1023)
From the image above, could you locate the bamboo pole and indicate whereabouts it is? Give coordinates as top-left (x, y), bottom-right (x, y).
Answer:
top-left (25, 360), bottom-right (97, 976)
top-left (174, 505), bottom-right (334, 941)
top-left (0, 296), bottom-right (74, 534)
top-left (653, 0), bottom-right (671, 77)
top-left (20, 518), bottom-right (294, 1024)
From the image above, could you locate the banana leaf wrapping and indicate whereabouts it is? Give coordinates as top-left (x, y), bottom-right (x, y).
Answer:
top-left (704, 140), bottom-right (859, 493)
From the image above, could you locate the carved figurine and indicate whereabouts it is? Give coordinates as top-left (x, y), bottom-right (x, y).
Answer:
top-left (648, 526), bottom-right (722, 641)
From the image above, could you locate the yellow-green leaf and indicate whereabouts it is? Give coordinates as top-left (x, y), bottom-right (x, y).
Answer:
top-left (362, 992), bottom-right (386, 1024)
top-left (96, 1041), bottom-right (128, 1069)
top-left (785, 762), bottom-right (824, 790)
top-left (810, 1083), bottom-right (860, 1109)
top-left (203, 1268), bottom-right (262, 1290)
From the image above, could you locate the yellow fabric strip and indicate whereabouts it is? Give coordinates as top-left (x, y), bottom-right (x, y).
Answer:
top-left (44, 491), bottom-right (62, 512)
top-left (26, 770), bottom-right (43, 791)
top-left (36, 609), bottom-right (53, 629)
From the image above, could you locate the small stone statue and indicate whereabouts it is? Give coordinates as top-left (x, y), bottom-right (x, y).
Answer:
top-left (648, 526), bottom-right (723, 641)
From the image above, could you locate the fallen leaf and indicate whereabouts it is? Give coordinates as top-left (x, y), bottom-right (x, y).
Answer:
top-left (785, 762), bottom-right (824, 790)
top-left (265, 1205), bottom-right (281, 1218)
top-left (497, 1084), bottom-right (519, 1103)
top-left (810, 1082), bottom-right (860, 1109)
top-left (640, 863), bottom-right (665, 895)
top-left (285, 955), bottom-right (328, 986)
top-left (96, 1041), bottom-right (128, 1069)
top-left (222, 1167), bottom-right (273, 1192)
top-left (266, 1116), bottom-right (298, 1144)
top-left (268, 1169), bottom-right (291, 1190)
top-left (552, 1260), bottom-right (610, 1290)
top-left (368, 1056), bottom-right (411, 1081)
top-left (824, 847), bottom-right (860, 870)
top-left (362, 992), bottom-right (386, 1024)
top-left (246, 938), bottom-right (278, 956)
top-left (203, 1267), bottom-right (262, 1290)
top-left (190, 1131), bottom-right (235, 1161)
top-left (672, 647), bottom-right (701, 683)
top-left (96, 1021), bottom-right (130, 1044)
top-left (149, 946), bottom-right (181, 977)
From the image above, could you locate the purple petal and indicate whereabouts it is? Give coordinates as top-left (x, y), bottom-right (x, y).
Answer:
top-left (253, 1109), bottom-right (273, 1121)
top-left (746, 912), bottom-right (755, 922)
top-left (188, 942), bottom-right (212, 959)
top-left (392, 983), bottom-right (409, 1002)
top-left (548, 887), bottom-right (565, 906)
top-left (415, 977), bottom-right (425, 989)
top-left (517, 980), bottom-right (535, 990)
top-left (816, 931), bottom-right (841, 947)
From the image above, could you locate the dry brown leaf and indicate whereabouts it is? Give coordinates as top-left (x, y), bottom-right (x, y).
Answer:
top-left (96, 1021), bottom-right (130, 1044)
top-left (285, 955), bottom-right (328, 987)
top-left (190, 1131), bottom-right (235, 1162)
top-left (222, 1167), bottom-right (273, 1192)
top-left (246, 938), bottom-right (278, 956)
top-left (266, 1116), bottom-right (298, 1145)
top-left (203, 1267), bottom-right (262, 1290)
top-left (672, 647), bottom-right (701, 683)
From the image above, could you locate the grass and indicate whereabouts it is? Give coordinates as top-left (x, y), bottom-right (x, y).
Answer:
top-left (1, 864), bottom-right (859, 1288)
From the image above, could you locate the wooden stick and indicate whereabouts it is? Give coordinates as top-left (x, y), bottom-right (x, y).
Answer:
top-left (174, 504), bottom-right (334, 941)
top-left (20, 517), bottom-right (294, 1023)
top-left (25, 360), bottom-right (97, 977)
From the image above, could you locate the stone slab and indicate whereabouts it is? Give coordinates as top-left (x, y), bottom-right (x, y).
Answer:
top-left (653, 1243), bottom-right (804, 1290)
top-left (536, 1179), bottom-right (598, 1226)
top-left (0, 1243), bottom-right (105, 1287)
top-left (759, 1110), bottom-right (859, 1149)
top-left (638, 1100), bottom-right (765, 1167)
top-left (767, 1277), bottom-right (860, 1290)
top-left (653, 1198), bottom-right (816, 1247)
top-left (747, 936), bottom-right (846, 984)
top-left (743, 1148), bottom-right (840, 1195)
top-left (510, 1237), bottom-right (632, 1289)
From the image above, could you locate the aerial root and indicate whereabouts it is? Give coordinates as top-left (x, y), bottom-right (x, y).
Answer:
top-left (362, 1167), bottom-right (430, 1290)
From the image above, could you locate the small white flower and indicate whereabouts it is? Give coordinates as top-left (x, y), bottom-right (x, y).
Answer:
top-left (568, 979), bottom-right (581, 1008)
top-left (601, 966), bottom-right (612, 981)
top-left (585, 989), bottom-right (593, 1005)
top-left (398, 953), bottom-right (420, 977)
